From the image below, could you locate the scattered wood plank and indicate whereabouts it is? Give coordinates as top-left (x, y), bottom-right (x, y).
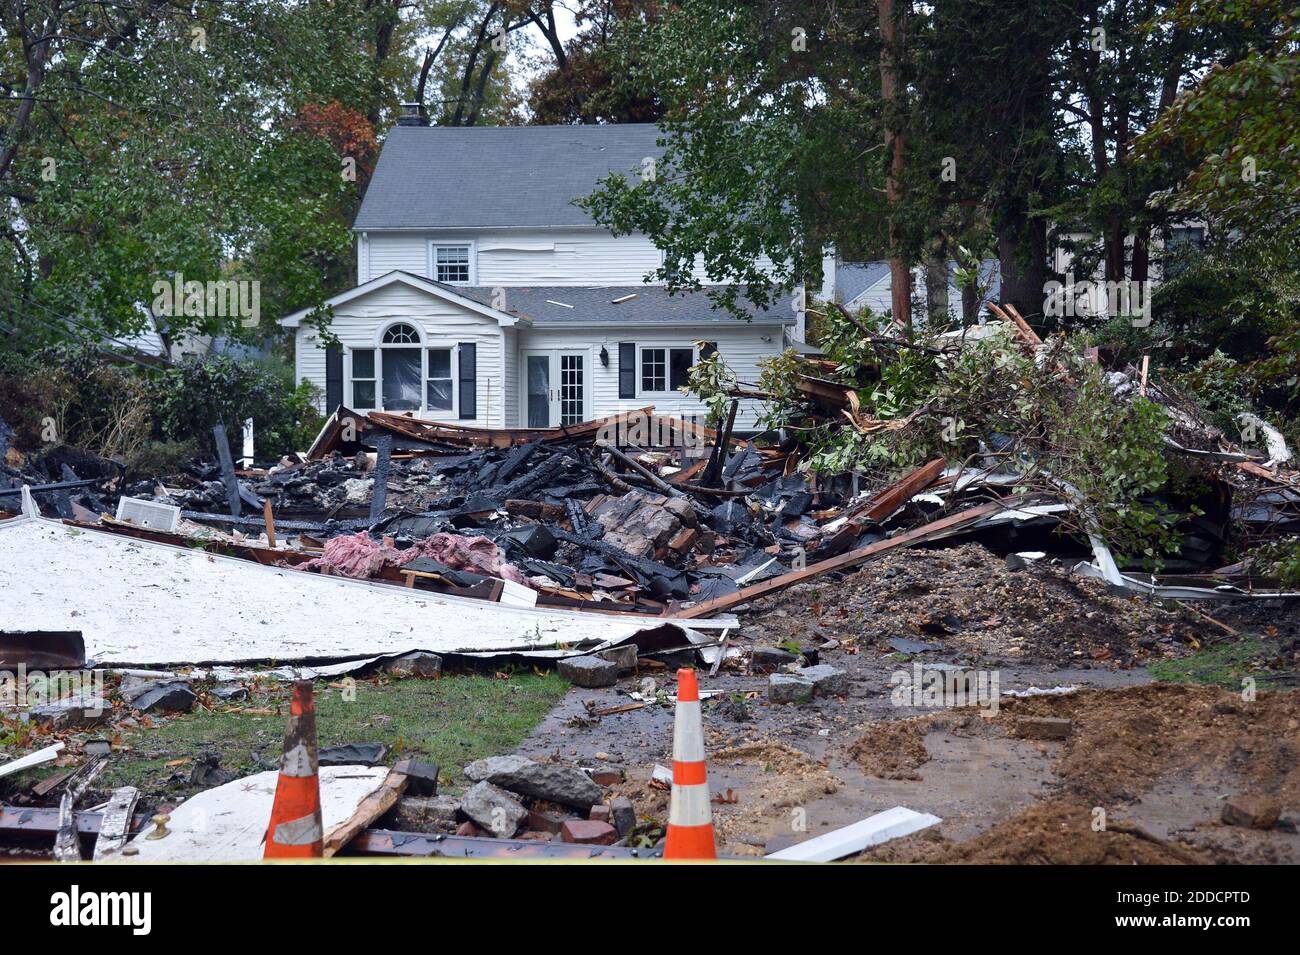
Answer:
top-left (92, 786), bottom-right (140, 861)
top-left (766, 806), bottom-right (942, 861)
top-left (841, 458), bottom-right (946, 529)
top-left (675, 500), bottom-right (1004, 619)
top-left (262, 499), bottom-right (277, 548)
top-left (0, 742), bottom-right (65, 780)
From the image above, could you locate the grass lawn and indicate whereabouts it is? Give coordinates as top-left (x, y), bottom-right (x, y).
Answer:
top-left (1147, 635), bottom-right (1294, 690)
top-left (93, 670), bottom-right (569, 800)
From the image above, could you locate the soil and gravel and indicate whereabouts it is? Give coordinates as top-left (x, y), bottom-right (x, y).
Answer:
top-left (516, 543), bottom-right (1300, 862)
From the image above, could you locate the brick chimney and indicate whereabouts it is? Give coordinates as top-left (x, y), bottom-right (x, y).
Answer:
top-left (397, 102), bottom-right (429, 127)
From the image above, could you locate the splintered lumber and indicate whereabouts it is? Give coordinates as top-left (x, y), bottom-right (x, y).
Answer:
top-left (261, 499), bottom-right (277, 548)
top-left (987, 303), bottom-right (1042, 348)
top-left (323, 766), bottom-right (409, 857)
top-left (598, 441), bottom-right (682, 497)
top-left (676, 500), bottom-right (1004, 618)
top-left (851, 458), bottom-right (946, 523)
top-left (823, 458), bottom-right (947, 554)
top-left (796, 375), bottom-right (856, 408)
top-left (92, 786), bottom-right (140, 861)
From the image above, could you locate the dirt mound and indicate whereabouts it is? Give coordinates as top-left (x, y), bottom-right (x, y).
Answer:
top-left (748, 542), bottom-right (1201, 666)
top-left (858, 800), bottom-right (1209, 864)
top-left (998, 683), bottom-right (1300, 804)
top-left (848, 716), bottom-right (935, 779)
top-left (709, 741), bottom-right (841, 848)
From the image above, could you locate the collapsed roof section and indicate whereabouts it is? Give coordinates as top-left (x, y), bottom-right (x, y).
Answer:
top-left (0, 516), bottom-right (705, 667)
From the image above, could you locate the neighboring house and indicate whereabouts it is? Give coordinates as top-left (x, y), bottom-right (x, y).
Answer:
top-left (824, 221), bottom-right (1205, 325)
top-left (279, 117), bottom-right (802, 430)
top-left (1052, 222), bottom-right (1209, 282)
top-left (167, 332), bottom-right (271, 363)
top-left (819, 252), bottom-right (1001, 324)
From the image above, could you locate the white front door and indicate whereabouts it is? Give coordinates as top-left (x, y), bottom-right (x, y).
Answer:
top-left (522, 349), bottom-right (587, 427)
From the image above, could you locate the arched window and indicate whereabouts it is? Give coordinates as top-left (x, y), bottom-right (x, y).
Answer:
top-left (351, 322), bottom-right (454, 415)
top-left (382, 323), bottom-right (420, 344)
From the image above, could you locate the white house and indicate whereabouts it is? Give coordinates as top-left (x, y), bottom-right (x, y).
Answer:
top-left (819, 252), bottom-right (1001, 323)
top-left (280, 118), bottom-right (802, 430)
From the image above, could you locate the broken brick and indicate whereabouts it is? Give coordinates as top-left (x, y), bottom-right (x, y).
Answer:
top-left (559, 819), bottom-right (617, 845)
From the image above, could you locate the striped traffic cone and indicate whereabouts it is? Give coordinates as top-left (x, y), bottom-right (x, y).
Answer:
top-left (663, 668), bottom-right (717, 859)
top-left (264, 680), bottom-right (324, 858)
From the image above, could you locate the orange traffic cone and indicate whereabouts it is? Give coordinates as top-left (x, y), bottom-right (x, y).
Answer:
top-left (264, 680), bottom-right (323, 858)
top-left (663, 668), bottom-right (717, 859)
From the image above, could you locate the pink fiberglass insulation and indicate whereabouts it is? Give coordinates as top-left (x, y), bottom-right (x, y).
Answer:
top-left (409, 532), bottom-right (529, 585)
top-left (301, 531), bottom-right (528, 585)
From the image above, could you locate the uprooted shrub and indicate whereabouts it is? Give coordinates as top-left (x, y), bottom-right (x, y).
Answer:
top-left (759, 312), bottom-right (1180, 562)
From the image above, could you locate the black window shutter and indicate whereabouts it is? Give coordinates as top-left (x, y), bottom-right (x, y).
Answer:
top-left (458, 343), bottom-right (477, 419)
top-left (325, 346), bottom-right (343, 411)
top-left (618, 342), bottom-right (636, 399)
top-left (700, 341), bottom-right (718, 360)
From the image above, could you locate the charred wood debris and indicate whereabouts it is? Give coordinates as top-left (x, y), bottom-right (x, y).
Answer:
top-left (4, 319), bottom-right (1300, 614)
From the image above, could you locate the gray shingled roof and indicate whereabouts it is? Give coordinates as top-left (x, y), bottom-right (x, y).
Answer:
top-left (455, 283), bottom-right (796, 325)
top-left (836, 261), bottom-right (891, 303)
top-left (354, 125), bottom-right (665, 231)
top-left (839, 259), bottom-right (1001, 305)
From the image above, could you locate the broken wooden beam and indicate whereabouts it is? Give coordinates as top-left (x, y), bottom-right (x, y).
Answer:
top-left (675, 500), bottom-right (1004, 618)
top-left (213, 422), bottom-right (242, 517)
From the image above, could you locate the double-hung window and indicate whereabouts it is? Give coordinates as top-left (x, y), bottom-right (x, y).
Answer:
top-left (426, 348), bottom-right (453, 411)
top-left (351, 348), bottom-right (376, 408)
top-left (641, 346), bottom-right (696, 393)
top-left (432, 244), bottom-right (471, 284)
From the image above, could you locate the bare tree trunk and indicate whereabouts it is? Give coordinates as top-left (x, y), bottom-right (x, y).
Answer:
top-left (452, 3), bottom-right (500, 126)
top-left (465, 16), bottom-right (512, 128)
top-left (924, 254), bottom-right (949, 328)
top-left (415, 17), bottom-right (463, 111)
top-left (0, 9), bottom-right (56, 184)
top-left (998, 215), bottom-right (1049, 323)
top-left (1131, 28), bottom-right (1187, 287)
top-left (878, 0), bottom-right (912, 331)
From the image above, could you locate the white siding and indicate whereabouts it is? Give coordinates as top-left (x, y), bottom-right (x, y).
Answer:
top-left (501, 327), bottom-right (520, 427)
top-left (296, 325), bottom-right (329, 414)
top-left (304, 283), bottom-right (506, 427)
top-left (359, 229), bottom-right (664, 286)
top-left (365, 233), bottom-right (430, 279)
top-left (516, 324), bottom-right (783, 430)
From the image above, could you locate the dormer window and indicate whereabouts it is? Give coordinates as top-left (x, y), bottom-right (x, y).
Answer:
top-left (432, 243), bottom-right (473, 284)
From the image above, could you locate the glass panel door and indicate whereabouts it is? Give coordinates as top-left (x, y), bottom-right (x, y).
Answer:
top-left (526, 353), bottom-right (551, 427)
top-left (560, 353), bottom-right (584, 425)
